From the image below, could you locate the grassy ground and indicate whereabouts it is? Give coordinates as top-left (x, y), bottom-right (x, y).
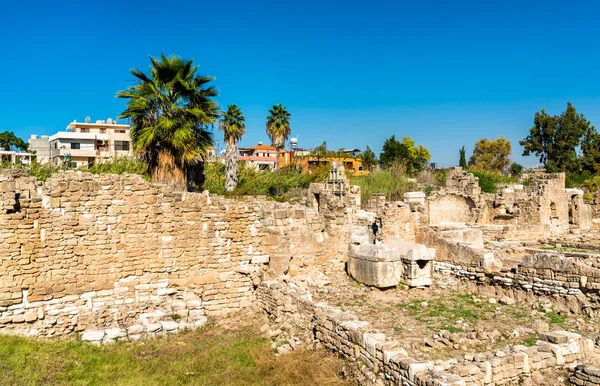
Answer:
top-left (0, 327), bottom-right (348, 386)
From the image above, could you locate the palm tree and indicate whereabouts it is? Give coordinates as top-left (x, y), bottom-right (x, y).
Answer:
top-left (117, 54), bottom-right (218, 191)
top-left (266, 104), bottom-right (291, 195)
top-left (218, 105), bottom-right (246, 192)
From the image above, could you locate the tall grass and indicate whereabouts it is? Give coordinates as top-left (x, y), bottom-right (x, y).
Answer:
top-left (204, 162), bottom-right (329, 197)
top-left (85, 157), bottom-right (150, 181)
top-left (350, 170), bottom-right (416, 201)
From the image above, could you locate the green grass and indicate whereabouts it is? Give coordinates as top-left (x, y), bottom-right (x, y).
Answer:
top-left (546, 311), bottom-right (567, 326)
top-left (396, 293), bottom-right (530, 333)
top-left (517, 336), bottom-right (539, 347)
top-left (350, 170), bottom-right (416, 201)
top-left (0, 327), bottom-right (348, 386)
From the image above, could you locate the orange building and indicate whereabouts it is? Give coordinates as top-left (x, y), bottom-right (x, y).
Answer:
top-left (239, 142), bottom-right (291, 170)
top-left (288, 153), bottom-right (368, 176)
top-left (238, 142), bottom-right (368, 176)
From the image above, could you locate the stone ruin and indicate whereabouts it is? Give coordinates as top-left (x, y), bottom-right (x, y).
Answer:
top-left (347, 223), bottom-right (435, 288)
top-left (3, 165), bottom-right (600, 385)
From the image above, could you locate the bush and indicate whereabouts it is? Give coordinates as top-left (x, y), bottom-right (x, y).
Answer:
top-left (350, 170), bottom-right (416, 201)
top-left (566, 170), bottom-right (593, 188)
top-left (469, 169), bottom-right (515, 194)
top-left (204, 162), bottom-right (329, 197)
top-left (509, 162), bottom-right (523, 176)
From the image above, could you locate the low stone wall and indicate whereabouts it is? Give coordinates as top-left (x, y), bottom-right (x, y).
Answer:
top-left (422, 226), bottom-right (600, 314)
top-left (441, 331), bottom-right (593, 385)
top-left (257, 280), bottom-right (595, 385)
top-left (257, 281), bottom-right (465, 386)
top-left (571, 365), bottom-right (600, 385)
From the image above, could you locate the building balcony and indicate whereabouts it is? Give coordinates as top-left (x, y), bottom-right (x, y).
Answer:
top-left (57, 148), bottom-right (98, 158)
top-left (49, 132), bottom-right (109, 141)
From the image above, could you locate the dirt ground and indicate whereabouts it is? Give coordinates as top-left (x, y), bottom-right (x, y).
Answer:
top-left (310, 269), bottom-right (599, 362)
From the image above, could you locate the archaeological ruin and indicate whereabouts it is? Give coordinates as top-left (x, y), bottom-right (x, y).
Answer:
top-left (3, 165), bottom-right (600, 385)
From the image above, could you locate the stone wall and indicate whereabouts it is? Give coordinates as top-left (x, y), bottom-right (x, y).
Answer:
top-left (257, 280), bottom-right (465, 386)
top-left (571, 365), bottom-right (600, 385)
top-left (428, 194), bottom-right (477, 225)
top-left (0, 171), bottom-right (338, 340)
top-left (257, 279), bottom-right (595, 386)
top-left (428, 169), bottom-right (592, 238)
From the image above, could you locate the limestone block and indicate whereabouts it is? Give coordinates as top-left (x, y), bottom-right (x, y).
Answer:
top-left (160, 321), bottom-right (179, 331)
top-left (403, 192), bottom-right (426, 206)
top-left (105, 328), bottom-right (127, 339)
top-left (82, 330), bottom-right (105, 342)
top-left (347, 255), bottom-right (403, 288)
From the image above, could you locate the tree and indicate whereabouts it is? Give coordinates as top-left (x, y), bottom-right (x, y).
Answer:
top-left (379, 135), bottom-right (430, 173)
top-left (581, 125), bottom-right (600, 174)
top-left (312, 141), bottom-right (327, 162)
top-left (117, 54), bottom-right (218, 191)
top-left (0, 131), bottom-right (28, 151)
top-left (218, 105), bottom-right (246, 192)
top-left (520, 103), bottom-right (592, 173)
top-left (459, 146), bottom-right (467, 168)
top-left (360, 146), bottom-right (378, 171)
top-left (266, 104), bottom-right (291, 195)
top-left (469, 136), bottom-right (511, 172)
top-left (510, 162), bottom-right (524, 176)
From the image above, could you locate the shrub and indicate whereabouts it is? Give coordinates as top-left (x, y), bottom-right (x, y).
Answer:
top-left (469, 169), bottom-right (515, 194)
top-left (509, 162), bottom-right (523, 176)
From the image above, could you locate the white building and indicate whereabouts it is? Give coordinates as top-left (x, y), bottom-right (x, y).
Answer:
top-left (45, 118), bottom-right (132, 167)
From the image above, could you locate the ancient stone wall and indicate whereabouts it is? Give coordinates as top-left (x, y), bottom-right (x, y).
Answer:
top-left (571, 365), bottom-right (600, 385)
top-left (0, 172), bottom-right (338, 340)
top-left (257, 280), bottom-right (594, 386)
top-left (429, 169), bottom-right (592, 238)
top-left (428, 194), bottom-right (477, 225)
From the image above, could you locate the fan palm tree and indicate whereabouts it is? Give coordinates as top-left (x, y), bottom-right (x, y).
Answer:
top-left (117, 54), bottom-right (218, 191)
top-left (218, 105), bottom-right (246, 192)
top-left (266, 104), bottom-right (291, 195)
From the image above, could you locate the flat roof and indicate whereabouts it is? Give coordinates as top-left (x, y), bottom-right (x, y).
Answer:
top-left (49, 132), bottom-right (110, 141)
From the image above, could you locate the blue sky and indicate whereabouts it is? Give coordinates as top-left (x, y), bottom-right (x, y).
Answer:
top-left (1, 0), bottom-right (599, 167)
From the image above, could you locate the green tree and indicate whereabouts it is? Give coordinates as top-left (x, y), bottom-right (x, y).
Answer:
top-left (0, 131), bottom-right (28, 151)
top-left (520, 103), bottom-right (592, 173)
top-left (469, 136), bottom-right (511, 172)
top-left (459, 146), bottom-right (467, 168)
top-left (266, 104), bottom-right (291, 195)
top-left (379, 135), bottom-right (430, 173)
top-left (218, 105), bottom-right (246, 192)
top-left (510, 162), bottom-right (524, 176)
top-left (117, 54), bottom-right (218, 191)
top-left (360, 146), bottom-right (378, 171)
top-left (312, 141), bottom-right (327, 161)
top-left (581, 125), bottom-right (600, 174)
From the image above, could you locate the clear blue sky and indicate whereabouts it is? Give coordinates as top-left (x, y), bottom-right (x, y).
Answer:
top-left (1, 0), bottom-right (599, 167)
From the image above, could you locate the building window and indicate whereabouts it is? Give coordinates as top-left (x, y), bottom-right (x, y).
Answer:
top-left (115, 129), bottom-right (126, 134)
top-left (100, 128), bottom-right (106, 134)
top-left (80, 128), bottom-right (89, 133)
top-left (114, 141), bottom-right (130, 151)
top-left (71, 143), bottom-right (81, 150)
